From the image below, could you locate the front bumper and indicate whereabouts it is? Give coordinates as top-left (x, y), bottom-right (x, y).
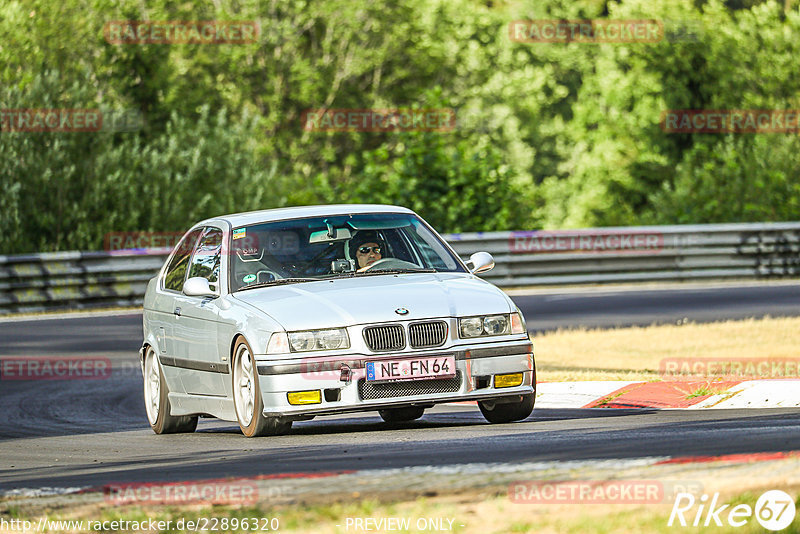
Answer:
top-left (254, 340), bottom-right (534, 417)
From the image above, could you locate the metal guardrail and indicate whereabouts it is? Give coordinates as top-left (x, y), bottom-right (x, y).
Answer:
top-left (1, 222), bottom-right (799, 315)
top-left (447, 222), bottom-right (800, 286)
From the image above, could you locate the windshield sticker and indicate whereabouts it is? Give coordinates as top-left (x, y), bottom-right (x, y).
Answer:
top-left (232, 228), bottom-right (246, 240)
top-left (242, 274), bottom-right (256, 283)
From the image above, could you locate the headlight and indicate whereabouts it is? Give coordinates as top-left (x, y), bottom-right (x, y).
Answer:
top-left (483, 315), bottom-right (509, 335)
top-left (288, 331), bottom-right (316, 351)
top-left (459, 317), bottom-right (484, 338)
top-left (316, 329), bottom-right (349, 350)
top-left (458, 314), bottom-right (519, 338)
top-left (287, 328), bottom-right (349, 352)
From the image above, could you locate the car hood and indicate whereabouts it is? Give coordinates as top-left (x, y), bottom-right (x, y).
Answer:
top-left (231, 273), bottom-right (513, 330)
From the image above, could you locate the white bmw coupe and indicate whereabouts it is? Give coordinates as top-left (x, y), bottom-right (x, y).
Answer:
top-left (140, 205), bottom-right (535, 437)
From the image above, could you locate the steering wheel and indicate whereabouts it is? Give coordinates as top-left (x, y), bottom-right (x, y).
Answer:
top-left (360, 258), bottom-right (421, 272)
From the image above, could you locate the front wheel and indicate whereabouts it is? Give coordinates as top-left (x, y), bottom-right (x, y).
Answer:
top-left (478, 394), bottom-right (534, 424)
top-left (143, 346), bottom-right (198, 434)
top-left (232, 339), bottom-right (292, 438)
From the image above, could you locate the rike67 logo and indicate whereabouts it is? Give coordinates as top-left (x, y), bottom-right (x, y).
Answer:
top-left (669, 490), bottom-right (796, 531)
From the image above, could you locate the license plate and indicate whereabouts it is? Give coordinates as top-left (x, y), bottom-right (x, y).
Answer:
top-left (366, 356), bottom-right (456, 382)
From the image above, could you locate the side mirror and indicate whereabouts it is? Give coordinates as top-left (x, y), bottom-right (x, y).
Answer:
top-left (466, 252), bottom-right (495, 274)
top-left (183, 277), bottom-right (219, 298)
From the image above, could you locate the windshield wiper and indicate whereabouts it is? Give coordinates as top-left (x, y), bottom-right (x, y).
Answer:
top-left (237, 278), bottom-right (320, 291)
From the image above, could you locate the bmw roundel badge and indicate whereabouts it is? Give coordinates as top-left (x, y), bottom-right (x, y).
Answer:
top-left (395, 307), bottom-right (409, 315)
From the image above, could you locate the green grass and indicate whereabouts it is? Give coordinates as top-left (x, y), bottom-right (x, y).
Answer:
top-left (593, 389), bottom-right (629, 406)
top-left (685, 385), bottom-right (724, 399)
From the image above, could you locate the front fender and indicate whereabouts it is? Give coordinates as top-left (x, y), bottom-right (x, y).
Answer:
top-left (218, 295), bottom-right (286, 362)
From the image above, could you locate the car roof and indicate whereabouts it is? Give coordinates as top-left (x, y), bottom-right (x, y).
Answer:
top-left (198, 204), bottom-right (415, 228)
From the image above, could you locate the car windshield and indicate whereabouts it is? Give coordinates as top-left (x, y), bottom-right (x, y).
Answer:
top-left (229, 212), bottom-right (465, 292)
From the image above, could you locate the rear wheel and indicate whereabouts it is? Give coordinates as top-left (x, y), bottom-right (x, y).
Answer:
top-left (232, 339), bottom-right (292, 437)
top-left (478, 394), bottom-right (534, 424)
top-left (379, 406), bottom-right (425, 423)
top-left (143, 346), bottom-right (198, 434)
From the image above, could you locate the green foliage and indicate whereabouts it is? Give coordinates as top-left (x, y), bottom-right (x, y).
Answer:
top-left (355, 130), bottom-right (530, 232)
top-left (0, 72), bottom-right (278, 253)
top-left (647, 135), bottom-right (800, 223)
top-left (1, 0), bottom-right (799, 254)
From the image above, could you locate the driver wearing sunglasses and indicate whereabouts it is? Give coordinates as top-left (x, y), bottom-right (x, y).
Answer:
top-left (350, 231), bottom-right (386, 271)
top-left (356, 243), bottom-right (382, 270)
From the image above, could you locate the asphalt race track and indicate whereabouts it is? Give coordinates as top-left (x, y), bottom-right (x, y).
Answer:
top-left (3, 281), bottom-right (800, 360)
top-left (1, 282), bottom-right (799, 493)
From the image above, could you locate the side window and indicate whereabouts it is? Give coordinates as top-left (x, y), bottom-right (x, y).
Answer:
top-left (163, 229), bottom-right (202, 291)
top-left (187, 227), bottom-right (223, 288)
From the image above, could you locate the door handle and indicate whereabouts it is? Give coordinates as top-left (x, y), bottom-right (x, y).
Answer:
top-left (174, 307), bottom-right (181, 316)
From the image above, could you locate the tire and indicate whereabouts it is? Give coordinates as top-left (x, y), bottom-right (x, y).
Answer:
top-left (143, 346), bottom-right (198, 434)
top-left (478, 393), bottom-right (535, 424)
top-left (232, 338), bottom-right (292, 438)
top-left (379, 406), bottom-right (425, 423)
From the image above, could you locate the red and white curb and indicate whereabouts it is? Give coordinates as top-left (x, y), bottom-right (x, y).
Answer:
top-left (536, 379), bottom-right (800, 409)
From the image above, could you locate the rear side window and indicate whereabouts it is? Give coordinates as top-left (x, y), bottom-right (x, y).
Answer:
top-left (163, 229), bottom-right (202, 291)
